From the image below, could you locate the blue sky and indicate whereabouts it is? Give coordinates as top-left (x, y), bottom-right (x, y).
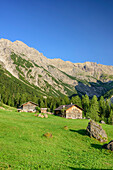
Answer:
top-left (0, 0), bottom-right (113, 65)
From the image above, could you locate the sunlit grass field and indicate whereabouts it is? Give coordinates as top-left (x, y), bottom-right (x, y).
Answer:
top-left (0, 109), bottom-right (113, 169)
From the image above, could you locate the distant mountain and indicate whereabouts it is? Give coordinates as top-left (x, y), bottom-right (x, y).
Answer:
top-left (0, 38), bottom-right (113, 98)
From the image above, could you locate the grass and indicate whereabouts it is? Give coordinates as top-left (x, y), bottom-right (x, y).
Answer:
top-left (0, 109), bottom-right (113, 169)
top-left (0, 103), bottom-right (17, 111)
top-left (11, 53), bottom-right (33, 69)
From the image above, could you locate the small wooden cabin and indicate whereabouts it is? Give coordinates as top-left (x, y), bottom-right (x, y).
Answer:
top-left (18, 101), bottom-right (38, 112)
top-left (54, 104), bottom-right (83, 119)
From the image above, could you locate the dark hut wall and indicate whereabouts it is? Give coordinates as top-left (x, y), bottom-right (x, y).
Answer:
top-left (54, 110), bottom-right (61, 116)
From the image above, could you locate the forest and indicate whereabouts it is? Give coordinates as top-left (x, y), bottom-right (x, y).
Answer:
top-left (0, 63), bottom-right (113, 125)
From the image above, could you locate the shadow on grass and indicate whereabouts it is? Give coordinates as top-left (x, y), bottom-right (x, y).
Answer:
top-left (91, 144), bottom-right (102, 150)
top-left (69, 167), bottom-right (101, 170)
top-left (69, 168), bottom-right (87, 170)
top-left (69, 129), bottom-right (87, 136)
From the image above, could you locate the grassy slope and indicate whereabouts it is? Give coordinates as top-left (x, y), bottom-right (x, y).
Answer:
top-left (0, 64), bottom-right (45, 97)
top-left (0, 110), bottom-right (113, 169)
top-left (0, 103), bottom-right (17, 111)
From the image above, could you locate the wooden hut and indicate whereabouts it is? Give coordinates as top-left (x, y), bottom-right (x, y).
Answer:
top-left (54, 104), bottom-right (83, 119)
top-left (17, 101), bottom-right (38, 112)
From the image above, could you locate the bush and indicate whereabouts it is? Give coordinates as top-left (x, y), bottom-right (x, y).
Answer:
top-left (0, 101), bottom-right (3, 106)
top-left (36, 106), bottom-right (41, 113)
top-left (47, 108), bottom-right (50, 112)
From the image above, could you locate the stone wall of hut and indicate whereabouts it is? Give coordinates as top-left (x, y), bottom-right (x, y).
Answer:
top-left (66, 106), bottom-right (82, 119)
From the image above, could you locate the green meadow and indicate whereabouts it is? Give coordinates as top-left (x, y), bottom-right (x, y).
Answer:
top-left (0, 109), bottom-right (113, 169)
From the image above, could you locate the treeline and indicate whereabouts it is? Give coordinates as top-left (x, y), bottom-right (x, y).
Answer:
top-left (0, 86), bottom-right (113, 124)
top-left (0, 64), bottom-right (44, 107)
top-left (81, 95), bottom-right (113, 125)
top-left (0, 65), bottom-right (113, 124)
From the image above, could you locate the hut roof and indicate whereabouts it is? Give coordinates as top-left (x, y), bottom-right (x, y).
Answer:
top-left (20, 101), bottom-right (38, 107)
top-left (54, 104), bottom-right (83, 111)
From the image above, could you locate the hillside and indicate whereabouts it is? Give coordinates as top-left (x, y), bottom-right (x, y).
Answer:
top-left (0, 38), bottom-right (113, 98)
top-left (0, 109), bottom-right (113, 169)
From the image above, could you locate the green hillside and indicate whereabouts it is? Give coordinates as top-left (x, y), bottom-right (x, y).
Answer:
top-left (0, 64), bottom-right (45, 96)
top-left (0, 61), bottom-right (76, 102)
top-left (0, 109), bottom-right (113, 169)
top-left (1, 52), bottom-right (113, 100)
top-left (104, 88), bottom-right (113, 98)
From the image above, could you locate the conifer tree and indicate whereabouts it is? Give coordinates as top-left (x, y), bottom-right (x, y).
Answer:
top-left (108, 109), bottom-right (113, 125)
top-left (44, 99), bottom-right (47, 108)
top-left (3, 93), bottom-right (8, 104)
top-left (20, 94), bottom-right (27, 106)
top-left (32, 95), bottom-right (37, 103)
top-left (82, 94), bottom-right (90, 112)
top-left (40, 100), bottom-right (45, 108)
top-left (86, 95), bottom-right (99, 121)
top-left (8, 96), bottom-right (12, 106)
top-left (71, 95), bottom-right (82, 107)
top-left (64, 96), bottom-right (70, 105)
top-left (11, 97), bottom-right (14, 107)
top-left (15, 92), bottom-right (20, 106)
top-left (61, 99), bottom-right (65, 105)
top-left (105, 100), bottom-right (110, 119)
top-left (99, 96), bottom-right (106, 118)
top-left (52, 104), bottom-right (56, 113)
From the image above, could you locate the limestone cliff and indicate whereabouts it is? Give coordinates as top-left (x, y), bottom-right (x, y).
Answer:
top-left (0, 38), bottom-right (113, 97)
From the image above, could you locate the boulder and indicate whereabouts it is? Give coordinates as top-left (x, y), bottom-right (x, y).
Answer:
top-left (100, 120), bottom-right (106, 124)
top-left (86, 120), bottom-right (108, 142)
top-left (44, 114), bottom-right (48, 118)
top-left (38, 113), bottom-right (42, 117)
top-left (47, 112), bottom-right (52, 115)
top-left (0, 107), bottom-right (5, 110)
top-left (41, 115), bottom-right (44, 118)
top-left (102, 140), bottom-right (113, 151)
top-left (43, 132), bottom-right (52, 138)
top-left (64, 126), bottom-right (68, 130)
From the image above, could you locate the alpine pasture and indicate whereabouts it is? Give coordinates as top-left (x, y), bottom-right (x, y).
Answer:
top-left (0, 108), bottom-right (113, 169)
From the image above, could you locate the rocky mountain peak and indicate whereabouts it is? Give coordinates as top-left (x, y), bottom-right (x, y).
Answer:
top-left (0, 38), bottom-right (113, 98)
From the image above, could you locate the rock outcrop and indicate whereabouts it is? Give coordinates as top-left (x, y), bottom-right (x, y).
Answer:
top-left (86, 120), bottom-right (108, 142)
top-left (100, 120), bottom-right (106, 124)
top-left (102, 140), bottom-right (113, 151)
top-left (44, 114), bottom-right (48, 118)
top-left (1, 38), bottom-right (113, 97)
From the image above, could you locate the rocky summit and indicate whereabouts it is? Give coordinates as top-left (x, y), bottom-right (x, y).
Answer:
top-left (0, 38), bottom-right (113, 97)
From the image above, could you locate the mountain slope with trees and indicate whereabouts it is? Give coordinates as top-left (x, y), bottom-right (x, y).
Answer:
top-left (0, 38), bottom-right (113, 98)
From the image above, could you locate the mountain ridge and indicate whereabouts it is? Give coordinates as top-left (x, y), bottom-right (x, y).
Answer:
top-left (0, 38), bottom-right (113, 98)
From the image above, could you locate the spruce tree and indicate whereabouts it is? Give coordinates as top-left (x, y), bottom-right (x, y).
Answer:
top-left (105, 100), bottom-right (110, 119)
top-left (71, 95), bottom-right (82, 107)
top-left (44, 99), bottom-right (47, 108)
top-left (86, 95), bottom-right (99, 121)
top-left (40, 100), bottom-right (45, 108)
top-left (108, 109), bottom-right (113, 125)
top-left (61, 99), bottom-right (65, 105)
top-left (82, 94), bottom-right (90, 112)
top-left (52, 104), bottom-right (56, 113)
top-left (8, 96), bottom-right (12, 106)
top-left (64, 96), bottom-right (70, 105)
top-left (99, 96), bottom-right (106, 119)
